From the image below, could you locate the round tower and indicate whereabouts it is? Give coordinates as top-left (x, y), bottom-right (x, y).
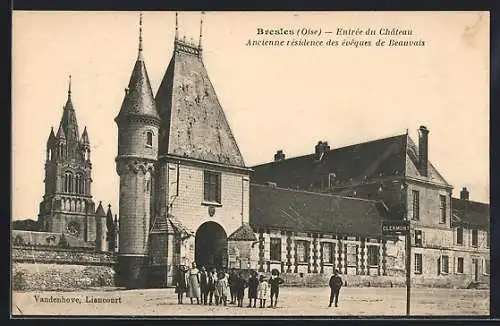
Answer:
top-left (115, 13), bottom-right (160, 289)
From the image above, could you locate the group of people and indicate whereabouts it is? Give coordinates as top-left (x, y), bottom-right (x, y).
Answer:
top-left (174, 262), bottom-right (285, 308)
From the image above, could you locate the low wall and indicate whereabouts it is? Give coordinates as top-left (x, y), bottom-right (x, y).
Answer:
top-left (12, 246), bottom-right (118, 291)
top-left (13, 263), bottom-right (116, 291)
top-left (229, 270), bottom-right (486, 289)
top-left (12, 246), bottom-right (117, 266)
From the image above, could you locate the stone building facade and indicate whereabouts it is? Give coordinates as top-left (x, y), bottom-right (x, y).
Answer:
top-left (115, 14), bottom-right (253, 288)
top-left (36, 78), bottom-right (116, 251)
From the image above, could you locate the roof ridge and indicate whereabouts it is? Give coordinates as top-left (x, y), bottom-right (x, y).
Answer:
top-left (250, 183), bottom-right (380, 204)
top-left (451, 197), bottom-right (490, 206)
top-left (252, 133), bottom-right (407, 167)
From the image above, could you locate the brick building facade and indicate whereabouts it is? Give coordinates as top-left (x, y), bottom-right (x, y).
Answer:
top-left (251, 128), bottom-right (490, 288)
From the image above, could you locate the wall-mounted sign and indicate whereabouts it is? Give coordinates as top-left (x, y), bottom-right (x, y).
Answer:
top-left (381, 220), bottom-right (410, 236)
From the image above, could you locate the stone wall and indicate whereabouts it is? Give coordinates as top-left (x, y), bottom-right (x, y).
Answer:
top-left (12, 246), bottom-right (117, 291)
top-left (12, 246), bottom-right (116, 265)
top-left (12, 263), bottom-right (116, 291)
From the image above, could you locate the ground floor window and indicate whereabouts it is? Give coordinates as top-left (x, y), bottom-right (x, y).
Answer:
top-left (414, 253), bottom-right (423, 274)
top-left (346, 244), bottom-right (357, 267)
top-left (366, 245), bottom-right (379, 266)
top-left (457, 257), bottom-right (464, 274)
top-left (438, 255), bottom-right (449, 275)
top-left (322, 242), bottom-right (334, 263)
top-left (296, 240), bottom-right (309, 263)
top-left (270, 238), bottom-right (281, 261)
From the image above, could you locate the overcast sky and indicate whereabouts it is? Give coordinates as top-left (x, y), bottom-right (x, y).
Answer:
top-left (12, 11), bottom-right (489, 220)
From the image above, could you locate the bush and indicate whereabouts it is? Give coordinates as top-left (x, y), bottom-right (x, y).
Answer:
top-left (12, 269), bottom-right (28, 291)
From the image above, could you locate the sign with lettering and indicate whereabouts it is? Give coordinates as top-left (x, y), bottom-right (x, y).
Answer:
top-left (381, 220), bottom-right (410, 236)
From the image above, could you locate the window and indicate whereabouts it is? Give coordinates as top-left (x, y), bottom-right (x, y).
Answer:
top-left (146, 131), bottom-right (153, 147)
top-left (322, 242), bottom-right (333, 263)
top-left (483, 259), bottom-right (490, 275)
top-left (367, 245), bottom-right (379, 266)
top-left (296, 240), bottom-right (309, 263)
top-left (414, 230), bottom-right (423, 247)
top-left (456, 227), bottom-right (463, 245)
top-left (439, 255), bottom-right (449, 274)
top-left (346, 244), bottom-right (357, 266)
top-left (414, 253), bottom-right (422, 274)
top-left (457, 257), bottom-right (464, 274)
top-left (412, 190), bottom-right (420, 220)
top-left (203, 171), bottom-right (221, 203)
top-left (472, 229), bottom-right (478, 247)
top-left (270, 238), bottom-right (281, 261)
top-left (439, 195), bottom-right (447, 224)
top-left (64, 171), bottom-right (73, 193)
top-left (75, 173), bottom-right (84, 194)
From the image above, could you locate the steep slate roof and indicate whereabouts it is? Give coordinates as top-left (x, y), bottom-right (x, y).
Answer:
top-left (251, 133), bottom-right (450, 189)
top-left (150, 214), bottom-right (194, 236)
top-left (154, 39), bottom-right (245, 167)
top-left (228, 223), bottom-right (257, 241)
top-left (250, 184), bottom-right (389, 237)
top-left (115, 48), bottom-right (160, 122)
top-left (451, 198), bottom-right (490, 230)
top-left (252, 134), bottom-right (408, 189)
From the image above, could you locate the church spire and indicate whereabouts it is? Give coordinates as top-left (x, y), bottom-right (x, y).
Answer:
top-left (138, 12), bottom-right (144, 61)
top-left (175, 11), bottom-right (179, 40)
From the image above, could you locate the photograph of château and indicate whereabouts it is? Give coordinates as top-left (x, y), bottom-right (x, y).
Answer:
top-left (11, 11), bottom-right (490, 316)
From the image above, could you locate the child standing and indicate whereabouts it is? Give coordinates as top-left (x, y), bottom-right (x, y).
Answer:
top-left (247, 271), bottom-right (259, 308)
top-left (235, 272), bottom-right (248, 307)
top-left (257, 274), bottom-right (269, 308)
top-left (216, 271), bottom-right (230, 306)
top-left (268, 269), bottom-right (284, 308)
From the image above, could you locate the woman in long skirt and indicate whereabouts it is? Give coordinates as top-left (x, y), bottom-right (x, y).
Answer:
top-left (187, 262), bottom-right (201, 304)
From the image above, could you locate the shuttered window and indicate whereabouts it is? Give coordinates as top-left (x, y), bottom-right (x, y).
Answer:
top-left (204, 171), bottom-right (221, 203)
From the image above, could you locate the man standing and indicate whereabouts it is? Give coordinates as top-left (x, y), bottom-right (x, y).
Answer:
top-left (328, 269), bottom-right (343, 307)
top-left (199, 266), bottom-right (209, 305)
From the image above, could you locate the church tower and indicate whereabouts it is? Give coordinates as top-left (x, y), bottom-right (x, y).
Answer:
top-left (38, 76), bottom-right (97, 242)
top-left (115, 13), bottom-right (160, 289)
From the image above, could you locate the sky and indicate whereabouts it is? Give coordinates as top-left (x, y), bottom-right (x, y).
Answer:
top-left (12, 11), bottom-right (490, 220)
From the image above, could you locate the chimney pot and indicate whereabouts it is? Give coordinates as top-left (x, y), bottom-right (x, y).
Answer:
top-left (274, 150), bottom-right (285, 162)
top-left (460, 187), bottom-right (469, 201)
top-left (315, 140), bottom-right (330, 160)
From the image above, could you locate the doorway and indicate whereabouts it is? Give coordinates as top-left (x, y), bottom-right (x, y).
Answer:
top-left (472, 258), bottom-right (479, 282)
top-left (195, 221), bottom-right (228, 271)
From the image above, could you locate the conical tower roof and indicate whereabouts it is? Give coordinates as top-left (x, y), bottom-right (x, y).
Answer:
top-left (81, 126), bottom-right (90, 145)
top-left (116, 13), bottom-right (160, 123)
top-left (155, 24), bottom-right (245, 167)
top-left (47, 127), bottom-right (56, 144)
top-left (95, 201), bottom-right (106, 218)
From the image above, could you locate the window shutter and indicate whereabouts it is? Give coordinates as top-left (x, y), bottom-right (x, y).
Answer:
top-left (437, 257), bottom-right (441, 275)
top-left (422, 231), bottom-right (426, 247)
top-left (453, 257), bottom-right (456, 274)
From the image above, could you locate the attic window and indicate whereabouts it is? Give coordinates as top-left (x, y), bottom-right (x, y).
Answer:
top-left (146, 131), bottom-right (153, 147)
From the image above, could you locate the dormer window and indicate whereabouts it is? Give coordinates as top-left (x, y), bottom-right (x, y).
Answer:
top-left (146, 131), bottom-right (153, 148)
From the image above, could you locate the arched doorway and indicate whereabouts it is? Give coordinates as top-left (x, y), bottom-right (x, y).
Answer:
top-left (195, 221), bottom-right (228, 271)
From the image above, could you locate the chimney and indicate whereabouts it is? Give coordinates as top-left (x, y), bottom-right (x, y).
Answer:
top-left (274, 150), bottom-right (285, 162)
top-left (418, 126), bottom-right (429, 177)
top-left (460, 187), bottom-right (469, 201)
top-left (315, 141), bottom-right (330, 161)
